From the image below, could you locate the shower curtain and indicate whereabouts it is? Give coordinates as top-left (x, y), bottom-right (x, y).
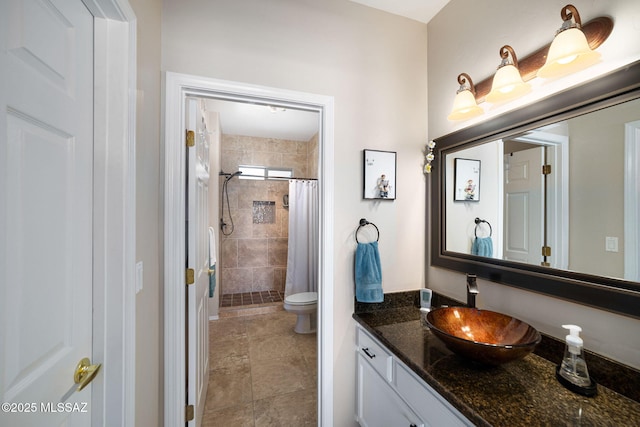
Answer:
top-left (284, 180), bottom-right (319, 297)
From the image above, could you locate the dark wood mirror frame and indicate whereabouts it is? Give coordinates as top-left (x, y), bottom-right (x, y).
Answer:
top-left (431, 60), bottom-right (640, 319)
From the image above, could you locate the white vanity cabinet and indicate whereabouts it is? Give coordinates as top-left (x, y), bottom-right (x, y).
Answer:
top-left (356, 325), bottom-right (473, 427)
top-left (357, 355), bottom-right (423, 427)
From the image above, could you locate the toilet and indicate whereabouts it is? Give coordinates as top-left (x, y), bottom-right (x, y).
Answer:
top-left (283, 291), bottom-right (318, 334)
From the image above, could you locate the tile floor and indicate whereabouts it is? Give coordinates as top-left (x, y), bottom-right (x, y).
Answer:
top-left (220, 291), bottom-right (284, 308)
top-left (203, 307), bottom-right (317, 426)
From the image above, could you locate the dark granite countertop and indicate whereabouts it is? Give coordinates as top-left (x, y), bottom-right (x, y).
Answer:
top-left (353, 297), bottom-right (640, 427)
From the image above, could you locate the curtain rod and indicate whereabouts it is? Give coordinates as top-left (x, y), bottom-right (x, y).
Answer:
top-left (262, 176), bottom-right (318, 181)
top-left (219, 173), bottom-right (317, 181)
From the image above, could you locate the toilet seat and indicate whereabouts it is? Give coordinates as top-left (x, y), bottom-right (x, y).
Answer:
top-left (284, 291), bottom-right (317, 306)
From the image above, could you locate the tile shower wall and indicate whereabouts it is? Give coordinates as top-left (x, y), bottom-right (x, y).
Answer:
top-left (220, 133), bottom-right (318, 296)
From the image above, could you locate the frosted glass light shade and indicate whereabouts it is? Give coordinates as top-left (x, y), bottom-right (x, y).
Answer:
top-left (486, 65), bottom-right (531, 104)
top-left (447, 90), bottom-right (483, 121)
top-left (538, 27), bottom-right (601, 79)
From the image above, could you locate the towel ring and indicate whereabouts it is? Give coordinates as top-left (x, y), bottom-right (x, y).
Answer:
top-left (356, 218), bottom-right (379, 243)
top-left (474, 218), bottom-right (492, 237)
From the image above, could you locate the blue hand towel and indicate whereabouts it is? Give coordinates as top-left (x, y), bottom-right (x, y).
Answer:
top-left (471, 237), bottom-right (493, 258)
top-left (355, 241), bottom-right (383, 303)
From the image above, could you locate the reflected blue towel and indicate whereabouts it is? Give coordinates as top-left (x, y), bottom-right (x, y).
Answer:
top-left (355, 242), bottom-right (383, 303)
top-left (471, 237), bottom-right (493, 257)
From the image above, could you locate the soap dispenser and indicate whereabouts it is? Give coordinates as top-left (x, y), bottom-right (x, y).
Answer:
top-left (555, 324), bottom-right (597, 396)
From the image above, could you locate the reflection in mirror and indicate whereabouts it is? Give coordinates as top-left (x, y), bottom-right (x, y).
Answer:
top-left (444, 98), bottom-right (640, 282)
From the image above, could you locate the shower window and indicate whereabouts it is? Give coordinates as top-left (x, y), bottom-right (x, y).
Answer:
top-left (238, 165), bottom-right (266, 180)
top-left (238, 165), bottom-right (293, 180)
top-left (267, 168), bottom-right (293, 179)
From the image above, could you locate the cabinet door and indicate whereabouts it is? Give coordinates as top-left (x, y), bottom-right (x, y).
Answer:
top-left (395, 362), bottom-right (472, 427)
top-left (357, 355), bottom-right (423, 427)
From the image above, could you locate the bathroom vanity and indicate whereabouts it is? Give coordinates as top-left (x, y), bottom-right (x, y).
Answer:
top-left (356, 324), bottom-right (471, 427)
top-left (353, 293), bottom-right (640, 427)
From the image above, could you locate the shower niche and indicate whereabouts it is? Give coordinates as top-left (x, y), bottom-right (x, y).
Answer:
top-left (253, 201), bottom-right (276, 224)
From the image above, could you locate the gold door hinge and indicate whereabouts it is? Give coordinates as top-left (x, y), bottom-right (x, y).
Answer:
top-left (185, 404), bottom-right (194, 422)
top-left (541, 246), bottom-right (551, 257)
top-left (186, 130), bottom-right (195, 147)
top-left (186, 268), bottom-right (195, 285)
top-left (542, 164), bottom-right (551, 175)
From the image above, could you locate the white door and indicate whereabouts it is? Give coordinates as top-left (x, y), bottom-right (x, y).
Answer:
top-left (186, 98), bottom-right (210, 426)
top-left (0, 0), bottom-right (96, 426)
top-left (504, 147), bottom-right (544, 264)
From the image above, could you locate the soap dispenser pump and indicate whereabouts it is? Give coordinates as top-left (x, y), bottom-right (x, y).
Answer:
top-left (555, 324), bottom-right (597, 396)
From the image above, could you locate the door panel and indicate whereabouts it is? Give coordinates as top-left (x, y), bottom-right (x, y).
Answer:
top-left (0, 0), bottom-right (94, 425)
top-left (504, 147), bottom-right (544, 264)
top-left (186, 98), bottom-right (210, 427)
top-left (7, 0), bottom-right (75, 92)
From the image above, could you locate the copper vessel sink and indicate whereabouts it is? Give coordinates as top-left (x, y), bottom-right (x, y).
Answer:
top-left (426, 307), bottom-right (541, 366)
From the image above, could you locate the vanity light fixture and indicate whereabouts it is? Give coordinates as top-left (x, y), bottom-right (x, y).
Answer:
top-left (537, 4), bottom-right (601, 79)
top-left (447, 73), bottom-right (483, 121)
top-left (486, 45), bottom-right (531, 104)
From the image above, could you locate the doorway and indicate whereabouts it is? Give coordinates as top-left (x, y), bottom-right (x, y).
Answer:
top-left (502, 123), bottom-right (569, 269)
top-left (624, 120), bottom-right (640, 281)
top-left (205, 97), bottom-right (320, 316)
top-left (163, 73), bottom-right (335, 426)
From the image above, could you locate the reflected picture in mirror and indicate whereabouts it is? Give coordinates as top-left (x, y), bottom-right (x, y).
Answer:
top-left (363, 149), bottom-right (396, 200)
top-left (454, 158), bottom-right (481, 202)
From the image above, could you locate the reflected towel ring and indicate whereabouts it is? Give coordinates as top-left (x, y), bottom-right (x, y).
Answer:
top-left (474, 218), bottom-right (492, 237)
top-left (356, 218), bottom-right (380, 243)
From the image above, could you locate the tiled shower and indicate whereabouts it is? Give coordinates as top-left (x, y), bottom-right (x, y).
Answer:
top-left (219, 133), bottom-right (319, 307)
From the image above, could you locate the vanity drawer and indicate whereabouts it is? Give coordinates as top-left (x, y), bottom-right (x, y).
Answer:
top-left (395, 362), bottom-right (471, 427)
top-left (357, 327), bottom-right (393, 382)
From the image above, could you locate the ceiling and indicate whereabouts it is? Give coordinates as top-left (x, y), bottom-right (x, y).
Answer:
top-left (204, 1), bottom-right (448, 142)
top-left (205, 98), bottom-right (320, 142)
top-left (349, 0), bottom-right (449, 24)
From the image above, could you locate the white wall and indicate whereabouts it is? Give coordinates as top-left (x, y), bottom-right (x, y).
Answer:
top-left (428, 0), bottom-right (640, 369)
top-left (569, 103), bottom-right (638, 278)
top-left (129, 0), bottom-right (163, 425)
top-left (162, 0), bottom-right (428, 424)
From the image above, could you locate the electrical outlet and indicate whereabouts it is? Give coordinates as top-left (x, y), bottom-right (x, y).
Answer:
top-left (605, 237), bottom-right (618, 253)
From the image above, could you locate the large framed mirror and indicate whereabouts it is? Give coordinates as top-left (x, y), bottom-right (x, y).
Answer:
top-left (431, 60), bottom-right (640, 319)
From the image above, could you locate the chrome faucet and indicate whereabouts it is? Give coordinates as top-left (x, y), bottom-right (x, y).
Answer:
top-left (466, 274), bottom-right (478, 308)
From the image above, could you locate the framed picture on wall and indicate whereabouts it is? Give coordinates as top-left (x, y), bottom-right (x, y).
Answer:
top-left (363, 149), bottom-right (396, 200)
top-left (454, 158), bottom-right (481, 202)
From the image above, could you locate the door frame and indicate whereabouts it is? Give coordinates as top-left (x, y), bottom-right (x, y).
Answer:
top-left (83, 0), bottom-right (137, 425)
top-left (625, 120), bottom-right (640, 281)
top-left (503, 127), bottom-right (569, 269)
top-left (163, 72), bottom-right (335, 426)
